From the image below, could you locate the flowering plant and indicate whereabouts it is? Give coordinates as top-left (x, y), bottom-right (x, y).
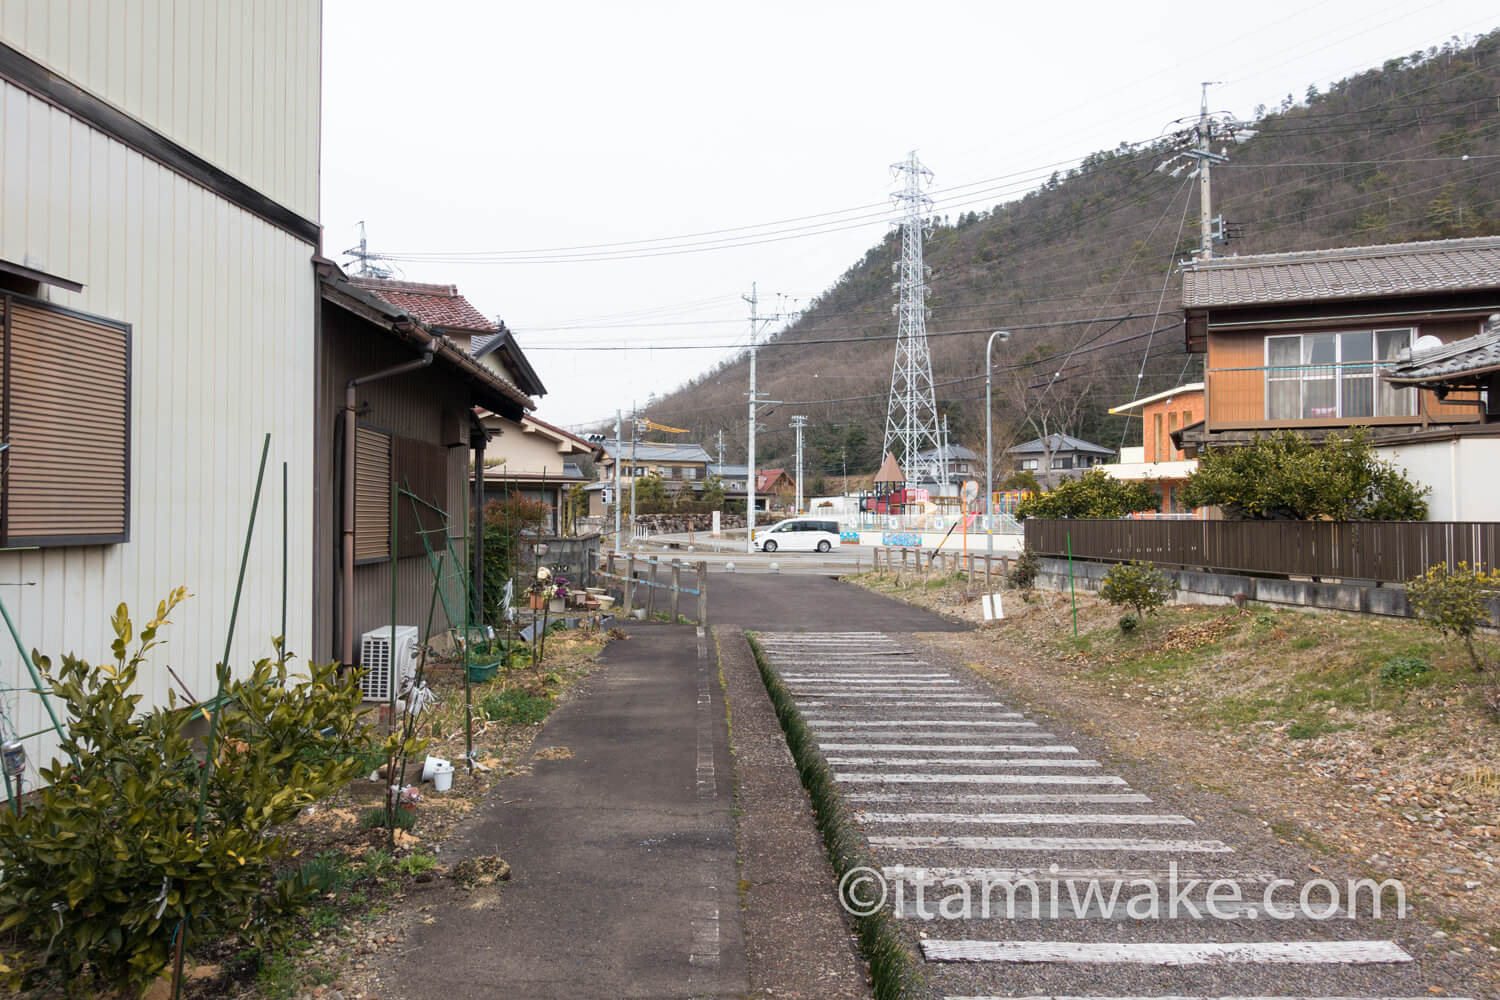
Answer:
top-left (554, 576), bottom-right (570, 599)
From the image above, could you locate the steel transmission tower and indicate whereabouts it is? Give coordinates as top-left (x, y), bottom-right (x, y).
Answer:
top-left (883, 151), bottom-right (942, 487)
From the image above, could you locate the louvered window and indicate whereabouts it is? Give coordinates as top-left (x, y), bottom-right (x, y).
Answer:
top-left (1, 295), bottom-right (130, 546)
top-left (354, 428), bottom-right (449, 563)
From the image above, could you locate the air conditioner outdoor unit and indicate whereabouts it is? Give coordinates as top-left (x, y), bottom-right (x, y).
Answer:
top-left (358, 625), bottom-right (420, 702)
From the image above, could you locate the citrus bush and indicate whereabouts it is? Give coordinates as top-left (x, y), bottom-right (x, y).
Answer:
top-left (0, 591), bottom-right (371, 995)
top-left (1099, 560), bottom-right (1172, 626)
top-left (1406, 562), bottom-right (1500, 671)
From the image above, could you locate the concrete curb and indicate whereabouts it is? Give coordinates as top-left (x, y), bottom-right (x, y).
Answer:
top-left (715, 627), bottom-right (873, 1000)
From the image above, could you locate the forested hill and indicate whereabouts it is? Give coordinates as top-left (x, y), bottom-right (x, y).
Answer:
top-left (633, 30), bottom-right (1500, 486)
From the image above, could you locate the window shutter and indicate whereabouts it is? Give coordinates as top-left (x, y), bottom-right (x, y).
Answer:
top-left (3, 299), bottom-right (130, 546)
top-left (355, 427), bottom-right (391, 561)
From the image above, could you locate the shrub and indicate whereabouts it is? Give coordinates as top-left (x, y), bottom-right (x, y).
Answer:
top-left (1014, 469), bottom-right (1158, 520)
top-left (1006, 546), bottom-right (1041, 590)
top-left (480, 690), bottom-right (555, 725)
top-left (1118, 613), bottom-right (1140, 634)
top-left (1378, 654), bottom-right (1433, 687)
top-left (1406, 562), bottom-right (1500, 671)
top-left (0, 591), bottom-right (370, 996)
top-left (1181, 429), bottom-right (1429, 520)
top-left (1099, 560), bottom-right (1172, 623)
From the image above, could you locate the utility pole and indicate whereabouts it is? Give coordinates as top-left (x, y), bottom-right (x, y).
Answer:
top-left (742, 282), bottom-right (786, 554)
top-left (716, 429), bottom-right (725, 474)
top-left (1196, 82), bottom-right (1219, 261)
top-left (883, 152), bottom-right (943, 488)
top-left (629, 402), bottom-right (638, 544)
top-left (790, 416), bottom-right (809, 513)
top-left (841, 446), bottom-right (847, 495)
top-left (613, 409), bottom-right (622, 555)
top-left (940, 413), bottom-right (950, 493)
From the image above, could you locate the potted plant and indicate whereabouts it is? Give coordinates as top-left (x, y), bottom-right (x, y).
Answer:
top-left (528, 566), bottom-right (552, 611)
top-left (549, 575), bottom-right (569, 613)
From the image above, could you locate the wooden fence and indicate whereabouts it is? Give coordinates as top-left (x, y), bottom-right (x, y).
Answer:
top-left (595, 553), bottom-right (709, 625)
top-left (870, 546), bottom-right (1016, 592)
top-left (1023, 518), bottom-right (1500, 583)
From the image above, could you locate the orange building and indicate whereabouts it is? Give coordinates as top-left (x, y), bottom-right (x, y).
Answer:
top-left (1103, 383), bottom-right (1205, 515)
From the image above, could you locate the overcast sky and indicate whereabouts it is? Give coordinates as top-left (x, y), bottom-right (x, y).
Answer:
top-left (321, 0), bottom-right (1500, 430)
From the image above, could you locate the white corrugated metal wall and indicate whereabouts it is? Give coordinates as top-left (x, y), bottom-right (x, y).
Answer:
top-left (0, 1), bottom-right (319, 778)
top-left (0, 0), bottom-right (321, 220)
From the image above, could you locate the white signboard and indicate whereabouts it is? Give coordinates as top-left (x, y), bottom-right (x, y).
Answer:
top-left (711, 510), bottom-right (722, 537)
top-left (981, 593), bottom-right (1004, 621)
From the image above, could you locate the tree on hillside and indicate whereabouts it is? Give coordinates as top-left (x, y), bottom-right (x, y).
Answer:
top-left (1014, 469), bottom-right (1158, 520)
top-left (1179, 429), bottom-right (1429, 520)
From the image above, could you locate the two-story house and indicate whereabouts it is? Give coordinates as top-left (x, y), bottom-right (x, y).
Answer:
top-left (1006, 434), bottom-right (1116, 486)
top-left (913, 443), bottom-right (981, 484)
top-left (1102, 383), bottom-right (1204, 514)
top-left (1177, 237), bottom-right (1500, 519)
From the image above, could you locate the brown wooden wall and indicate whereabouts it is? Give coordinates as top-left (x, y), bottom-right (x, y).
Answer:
top-left (313, 301), bottom-right (476, 665)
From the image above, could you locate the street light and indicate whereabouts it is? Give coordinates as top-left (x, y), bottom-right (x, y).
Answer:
top-left (985, 329), bottom-right (1011, 557)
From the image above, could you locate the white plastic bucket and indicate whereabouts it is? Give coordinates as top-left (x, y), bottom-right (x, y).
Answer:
top-left (421, 755), bottom-right (448, 783)
top-left (431, 760), bottom-right (454, 792)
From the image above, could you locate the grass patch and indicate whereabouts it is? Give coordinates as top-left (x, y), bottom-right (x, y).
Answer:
top-left (359, 806), bottom-right (416, 831)
top-left (746, 633), bottom-right (925, 1000)
top-left (480, 689), bottom-right (556, 725)
top-left (395, 850), bottom-right (439, 876)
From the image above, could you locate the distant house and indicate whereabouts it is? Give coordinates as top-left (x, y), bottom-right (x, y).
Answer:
top-left (1102, 384), bottom-right (1204, 514)
top-left (757, 468), bottom-right (796, 499)
top-left (476, 414), bottom-right (598, 535)
top-left (1177, 236), bottom-right (1500, 520)
top-left (913, 443), bottom-right (980, 483)
top-left (1006, 434), bottom-right (1115, 486)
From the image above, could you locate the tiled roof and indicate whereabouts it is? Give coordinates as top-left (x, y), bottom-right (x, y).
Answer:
top-left (1006, 433), bottom-right (1115, 456)
top-left (707, 463), bottom-right (749, 478)
top-left (347, 277), bottom-right (497, 332)
top-left (1181, 236), bottom-right (1500, 309)
top-left (1384, 325), bottom-right (1500, 384)
top-left (915, 443), bottom-right (979, 461)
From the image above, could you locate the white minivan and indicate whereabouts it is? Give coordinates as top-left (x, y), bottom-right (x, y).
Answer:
top-left (755, 517), bottom-right (842, 553)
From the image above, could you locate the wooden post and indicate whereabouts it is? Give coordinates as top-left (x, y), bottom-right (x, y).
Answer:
top-left (624, 554), bottom-right (636, 615)
top-left (696, 562), bottom-right (708, 625)
top-left (670, 559), bottom-right (681, 623)
top-left (984, 554), bottom-right (992, 594)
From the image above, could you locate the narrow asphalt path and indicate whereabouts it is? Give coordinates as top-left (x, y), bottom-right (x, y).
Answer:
top-left (708, 571), bottom-right (968, 632)
top-left (387, 626), bottom-right (745, 1000)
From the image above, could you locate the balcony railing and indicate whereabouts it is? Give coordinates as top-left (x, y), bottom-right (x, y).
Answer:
top-left (1205, 363), bottom-right (1476, 428)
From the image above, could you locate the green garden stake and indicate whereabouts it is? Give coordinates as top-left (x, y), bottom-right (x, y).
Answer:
top-left (1067, 531), bottom-right (1078, 637)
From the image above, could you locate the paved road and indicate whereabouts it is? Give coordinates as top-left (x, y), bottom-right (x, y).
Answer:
top-left (707, 572), bottom-right (968, 632)
top-left (389, 626), bottom-right (745, 1000)
top-left (753, 631), bottom-right (1468, 1000)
